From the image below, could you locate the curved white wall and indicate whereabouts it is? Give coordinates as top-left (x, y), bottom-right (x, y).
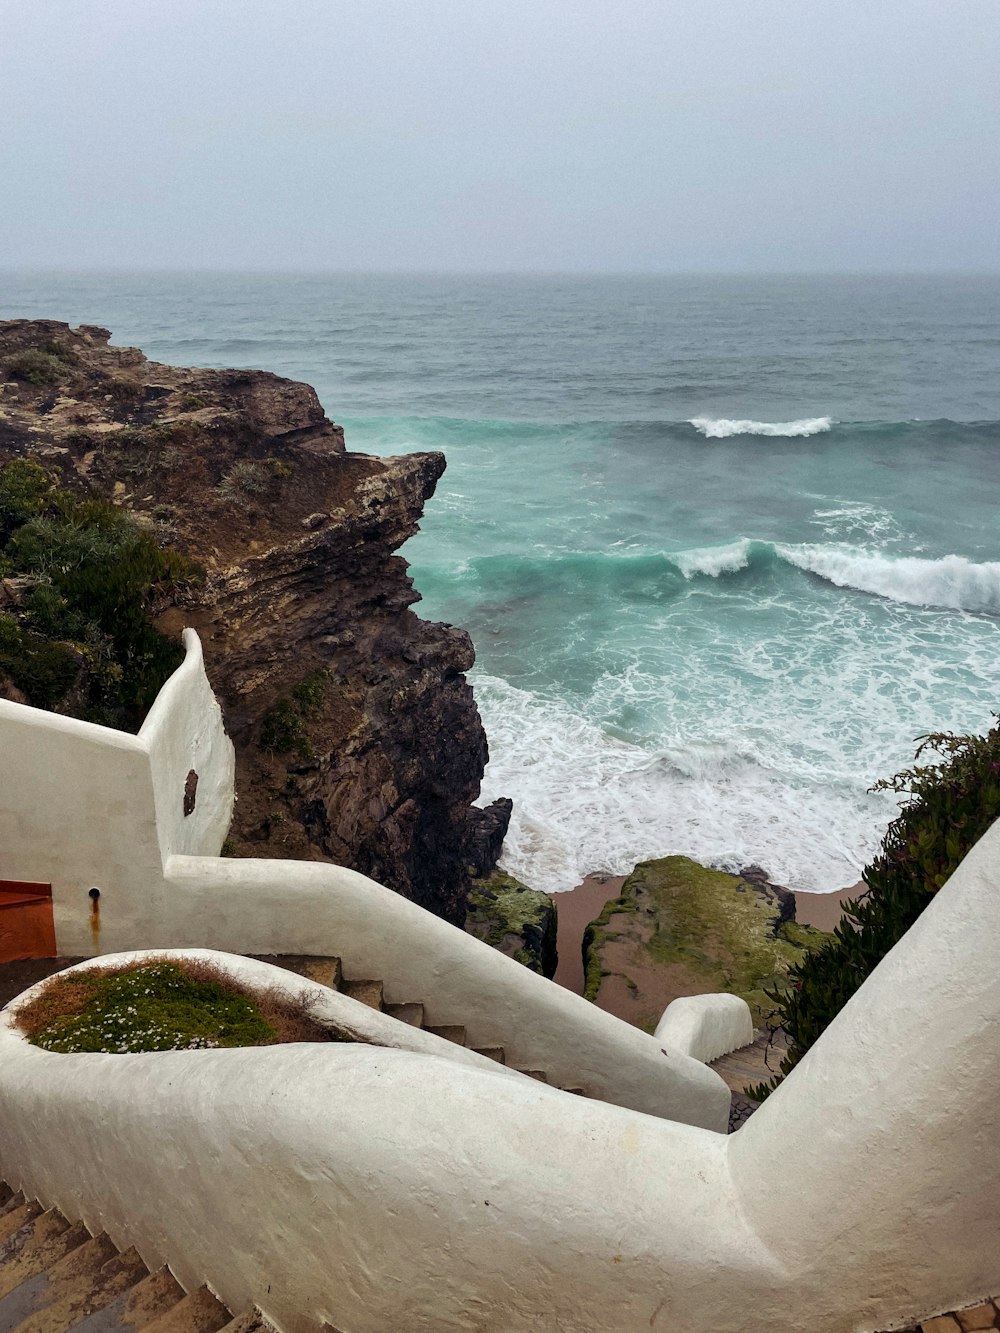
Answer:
top-left (5, 826), bottom-right (1000, 1327)
top-left (655, 994), bottom-right (754, 1065)
top-left (140, 630), bottom-right (235, 862)
top-left (0, 640), bottom-right (728, 1129)
top-left (0, 971), bottom-right (769, 1333)
top-left (155, 856), bottom-right (729, 1129)
top-left (730, 818), bottom-right (1000, 1329)
top-left (0, 629), bottom-right (235, 957)
top-left (4, 823), bottom-right (999, 1330)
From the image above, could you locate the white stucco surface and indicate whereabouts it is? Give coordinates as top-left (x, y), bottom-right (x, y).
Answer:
top-left (3, 820), bottom-right (998, 1332)
top-left (5, 639), bottom-right (997, 1328)
top-left (654, 993), bottom-right (754, 1064)
top-left (156, 855), bottom-right (730, 1128)
top-left (0, 960), bottom-right (769, 1333)
top-left (0, 634), bottom-right (730, 1129)
top-left (729, 817), bottom-right (1000, 1330)
top-left (139, 631), bottom-right (235, 862)
top-left (0, 629), bottom-right (234, 956)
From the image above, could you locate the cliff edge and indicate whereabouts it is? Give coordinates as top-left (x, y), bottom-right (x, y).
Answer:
top-left (0, 319), bottom-right (510, 923)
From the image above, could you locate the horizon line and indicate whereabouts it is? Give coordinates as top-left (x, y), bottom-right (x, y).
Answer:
top-left (3, 266), bottom-right (1000, 280)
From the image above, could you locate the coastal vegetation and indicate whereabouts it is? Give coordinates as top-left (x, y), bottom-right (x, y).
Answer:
top-left (748, 722), bottom-right (1000, 1098)
top-left (0, 458), bottom-right (199, 727)
top-left (259, 669), bottom-right (330, 760)
top-left (14, 958), bottom-right (333, 1053)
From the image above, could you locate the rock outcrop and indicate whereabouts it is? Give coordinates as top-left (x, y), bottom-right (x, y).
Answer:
top-left (582, 856), bottom-right (828, 1031)
top-left (0, 319), bottom-right (509, 923)
top-left (465, 872), bottom-right (558, 978)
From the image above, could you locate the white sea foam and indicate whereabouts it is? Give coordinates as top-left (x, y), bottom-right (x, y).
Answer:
top-left (778, 545), bottom-right (1000, 613)
top-left (674, 539), bottom-right (753, 579)
top-left (472, 673), bottom-right (897, 896)
top-left (809, 503), bottom-right (906, 546)
top-left (690, 416), bottom-right (833, 438)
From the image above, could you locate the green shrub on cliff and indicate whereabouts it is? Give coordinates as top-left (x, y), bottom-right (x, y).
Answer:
top-left (7, 347), bottom-right (69, 386)
top-left (0, 459), bottom-right (200, 725)
top-left (748, 722), bottom-right (1000, 1099)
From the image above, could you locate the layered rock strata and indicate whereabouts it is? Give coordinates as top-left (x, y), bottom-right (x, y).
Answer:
top-left (0, 319), bottom-right (508, 923)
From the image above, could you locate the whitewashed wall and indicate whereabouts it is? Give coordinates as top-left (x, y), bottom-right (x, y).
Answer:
top-left (0, 633), bottom-right (728, 1128)
top-left (2, 820), bottom-right (998, 1333)
top-left (140, 630), bottom-right (235, 862)
top-left (157, 859), bottom-right (730, 1128)
top-left (0, 629), bottom-right (234, 955)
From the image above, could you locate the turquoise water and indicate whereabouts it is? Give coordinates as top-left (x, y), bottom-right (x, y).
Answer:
top-left (4, 273), bottom-right (1000, 891)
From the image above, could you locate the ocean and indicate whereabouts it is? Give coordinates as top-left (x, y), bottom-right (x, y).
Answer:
top-left (4, 272), bottom-right (1000, 893)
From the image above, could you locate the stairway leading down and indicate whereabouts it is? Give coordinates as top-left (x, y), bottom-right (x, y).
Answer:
top-left (251, 953), bottom-right (586, 1094)
top-left (0, 1182), bottom-right (278, 1333)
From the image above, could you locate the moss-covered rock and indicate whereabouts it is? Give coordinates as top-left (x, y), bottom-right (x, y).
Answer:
top-left (465, 872), bottom-right (558, 978)
top-left (582, 856), bottom-right (829, 1030)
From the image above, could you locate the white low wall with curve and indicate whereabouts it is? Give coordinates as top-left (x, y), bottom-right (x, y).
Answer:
top-left (0, 628), bottom-right (728, 1130)
top-left (0, 628), bottom-right (234, 951)
top-left (144, 856), bottom-right (730, 1129)
top-left (655, 993), bottom-right (754, 1064)
top-left (2, 820), bottom-right (999, 1331)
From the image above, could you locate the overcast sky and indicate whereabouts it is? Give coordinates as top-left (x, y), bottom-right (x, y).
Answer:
top-left (2, 0), bottom-right (998, 273)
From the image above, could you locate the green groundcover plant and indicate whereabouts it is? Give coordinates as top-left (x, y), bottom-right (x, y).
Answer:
top-left (15, 959), bottom-right (333, 1054)
top-left (747, 720), bottom-right (1000, 1099)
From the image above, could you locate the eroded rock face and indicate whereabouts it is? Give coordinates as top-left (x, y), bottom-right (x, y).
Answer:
top-left (465, 871), bottom-right (558, 978)
top-left (0, 319), bottom-right (509, 923)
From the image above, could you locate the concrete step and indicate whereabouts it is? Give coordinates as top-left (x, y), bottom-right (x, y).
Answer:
top-left (69, 1266), bottom-right (186, 1333)
top-left (0, 1210), bottom-right (91, 1301)
top-left (1, 1233), bottom-right (147, 1333)
top-left (250, 954), bottom-right (342, 991)
top-left (472, 1047), bottom-right (506, 1065)
top-left (0, 1199), bottom-right (43, 1247)
top-left (217, 1310), bottom-right (279, 1333)
top-left (139, 1285), bottom-right (232, 1333)
top-left (425, 1025), bottom-right (466, 1045)
top-left (341, 980), bottom-right (384, 1011)
top-left (0, 1191), bottom-right (30, 1221)
top-left (383, 1002), bottom-right (424, 1028)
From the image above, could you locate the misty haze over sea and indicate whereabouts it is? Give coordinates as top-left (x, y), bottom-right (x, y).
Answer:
top-left (5, 270), bottom-right (1000, 892)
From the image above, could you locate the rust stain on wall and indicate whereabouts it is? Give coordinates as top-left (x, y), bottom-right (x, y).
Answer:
top-left (89, 889), bottom-right (101, 953)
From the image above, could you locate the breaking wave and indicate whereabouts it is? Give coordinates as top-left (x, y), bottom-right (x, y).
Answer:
top-left (675, 540), bottom-right (1000, 613)
top-left (690, 416), bottom-right (833, 438)
top-left (437, 542), bottom-right (1000, 616)
top-left (776, 546), bottom-right (1000, 614)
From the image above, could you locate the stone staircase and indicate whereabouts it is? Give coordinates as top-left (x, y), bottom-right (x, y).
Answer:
top-left (710, 1027), bottom-right (792, 1132)
top-left (0, 1182), bottom-right (275, 1333)
top-left (254, 953), bottom-right (585, 1093)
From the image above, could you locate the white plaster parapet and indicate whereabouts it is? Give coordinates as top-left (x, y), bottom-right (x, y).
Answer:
top-left (654, 993), bottom-right (754, 1064)
top-left (157, 855), bottom-right (731, 1130)
top-left (0, 628), bottom-right (234, 951)
top-left (0, 974), bottom-right (772, 1333)
top-left (2, 818), bottom-right (1000, 1330)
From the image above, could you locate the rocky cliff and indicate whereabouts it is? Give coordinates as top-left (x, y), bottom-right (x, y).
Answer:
top-left (0, 319), bottom-right (509, 923)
